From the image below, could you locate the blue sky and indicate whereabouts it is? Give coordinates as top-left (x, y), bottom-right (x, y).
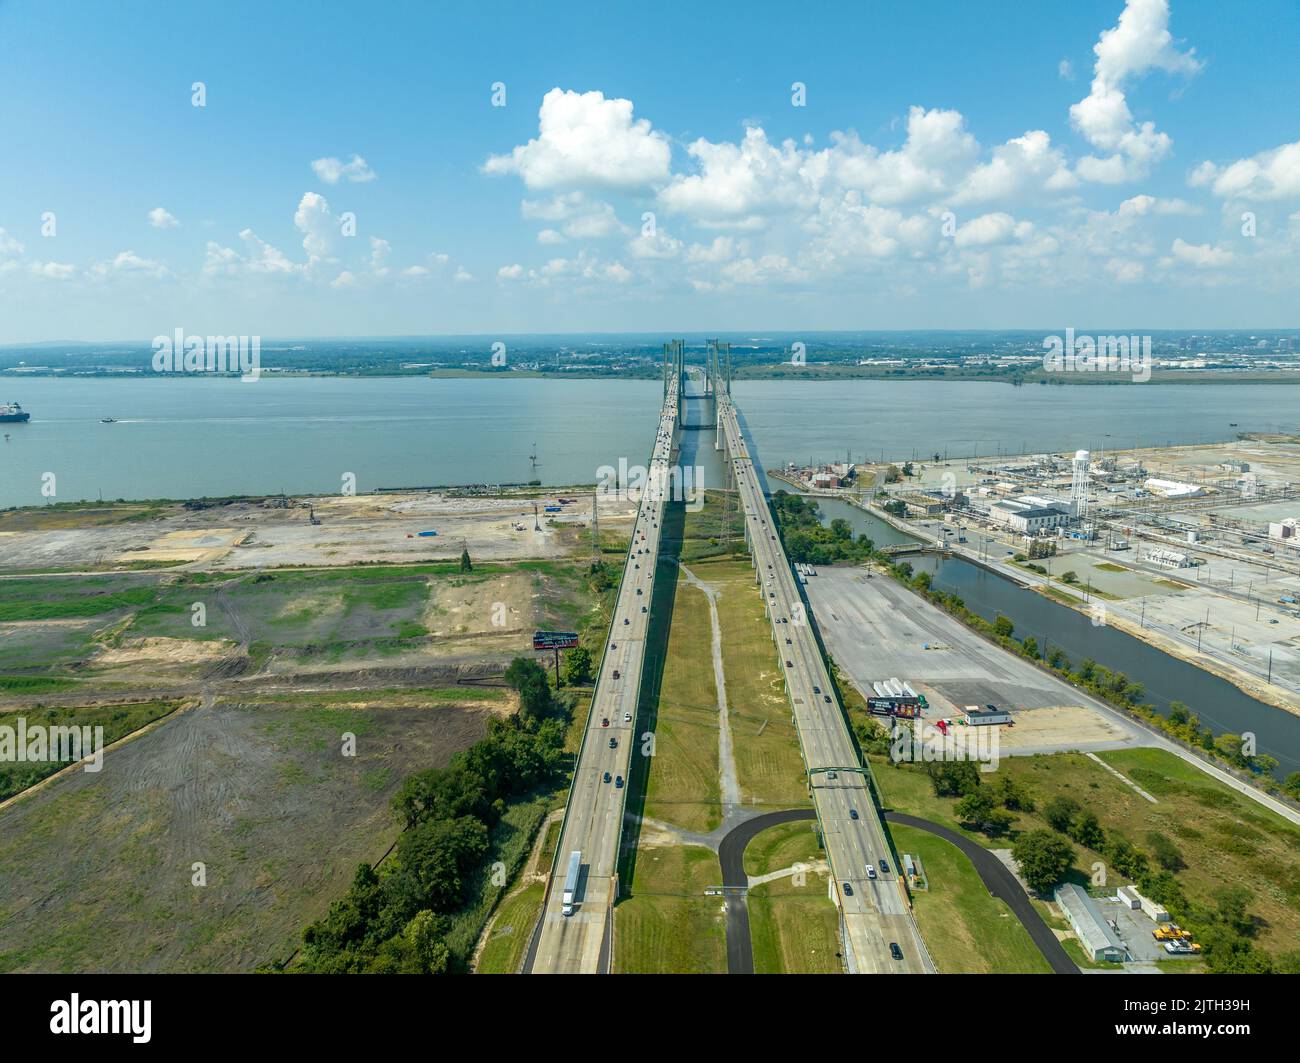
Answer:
top-left (1, 0), bottom-right (1298, 341)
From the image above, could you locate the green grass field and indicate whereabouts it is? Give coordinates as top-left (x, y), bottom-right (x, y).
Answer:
top-left (476, 881), bottom-right (544, 974)
top-left (614, 844), bottom-right (727, 973)
top-left (872, 747), bottom-right (1300, 961)
top-left (743, 819), bottom-right (840, 974)
top-left (707, 560), bottom-right (808, 807)
top-left (640, 573), bottom-right (722, 833)
top-left (890, 824), bottom-right (1052, 974)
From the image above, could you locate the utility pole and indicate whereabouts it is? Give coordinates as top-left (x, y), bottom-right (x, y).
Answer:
top-left (591, 489), bottom-right (600, 563)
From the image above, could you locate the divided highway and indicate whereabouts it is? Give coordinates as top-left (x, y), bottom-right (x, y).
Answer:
top-left (527, 375), bottom-right (680, 974)
top-left (717, 394), bottom-right (933, 974)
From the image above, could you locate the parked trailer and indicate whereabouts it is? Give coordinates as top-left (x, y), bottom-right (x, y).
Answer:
top-left (561, 850), bottom-right (582, 916)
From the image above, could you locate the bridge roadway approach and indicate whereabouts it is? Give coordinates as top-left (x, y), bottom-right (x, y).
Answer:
top-left (717, 394), bottom-right (933, 974)
top-left (526, 374), bottom-right (681, 974)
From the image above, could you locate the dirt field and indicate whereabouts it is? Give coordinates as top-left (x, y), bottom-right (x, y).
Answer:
top-left (0, 491), bottom-right (636, 573)
top-left (0, 693), bottom-right (499, 972)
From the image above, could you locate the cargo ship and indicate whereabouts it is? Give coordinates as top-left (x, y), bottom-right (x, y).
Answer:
top-left (0, 402), bottom-right (30, 423)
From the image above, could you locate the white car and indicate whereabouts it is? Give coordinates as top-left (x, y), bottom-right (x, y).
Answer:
top-left (865, 864), bottom-right (877, 880)
top-left (623, 712), bottom-right (631, 723)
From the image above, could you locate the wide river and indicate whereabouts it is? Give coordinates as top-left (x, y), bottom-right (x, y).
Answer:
top-left (1, 376), bottom-right (1297, 507)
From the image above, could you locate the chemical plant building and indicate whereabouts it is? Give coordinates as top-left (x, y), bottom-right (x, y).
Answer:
top-left (1055, 883), bottom-right (1128, 963)
top-left (1269, 517), bottom-right (1299, 549)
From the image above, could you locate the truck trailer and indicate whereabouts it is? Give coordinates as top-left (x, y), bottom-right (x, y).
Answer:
top-left (561, 850), bottom-right (582, 916)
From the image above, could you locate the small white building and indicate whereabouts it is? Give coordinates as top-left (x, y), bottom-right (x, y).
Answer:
top-left (1269, 518), bottom-right (1298, 545)
top-left (1056, 883), bottom-right (1128, 963)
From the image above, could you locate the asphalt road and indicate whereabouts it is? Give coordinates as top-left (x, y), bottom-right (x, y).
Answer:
top-left (717, 808), bottom-right (817, 974)
top-left (718, 395), bottom-right (932, 975)
top-left (527, 376), bottom-right (681, 974)
top-left (883, 812), bottom-right (1078, 974)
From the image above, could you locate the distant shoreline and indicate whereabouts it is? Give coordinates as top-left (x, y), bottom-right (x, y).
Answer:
top-left (6, 367), bottom-right (1300, 385)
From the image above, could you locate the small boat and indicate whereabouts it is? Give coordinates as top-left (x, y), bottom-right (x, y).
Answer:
top-left (101, 417), bottom-right (118, 424)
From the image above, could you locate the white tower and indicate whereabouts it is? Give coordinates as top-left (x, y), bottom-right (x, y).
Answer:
top-left (1071, 449), bottom-right (1090, 522)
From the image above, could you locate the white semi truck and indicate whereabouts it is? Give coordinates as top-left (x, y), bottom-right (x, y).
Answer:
top-left (561, 850), bottom-right (582, 916)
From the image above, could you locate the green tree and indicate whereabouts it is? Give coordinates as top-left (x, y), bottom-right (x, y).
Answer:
top-left (459, 547), bottom-right (472, 573)
top-left (1012, 830), bottom-right (1075, 894)
top-left (992, 774), bottom-right (1034, 812)
top-left (1042, 795), bottom-right (1080, 834)
top-left (505, 656), bottom-right (553, 720)
top-left (1071, 809), bottom-right (1105, 850)
top-left (993, 615), bottom-right (1015, 638)
top-left (564, 645), bottom-right (593, 686)
top-left (925, 760), bottom-right (981, 798)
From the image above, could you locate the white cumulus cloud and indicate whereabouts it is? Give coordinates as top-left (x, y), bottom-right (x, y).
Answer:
top-left (484, 88), bottom-right (671, 191)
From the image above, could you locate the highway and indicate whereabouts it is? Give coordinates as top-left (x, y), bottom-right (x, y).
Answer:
top-left (717, 394), bottom-right (933, 974)
top-left (527, 373), bottom-right (680, 973)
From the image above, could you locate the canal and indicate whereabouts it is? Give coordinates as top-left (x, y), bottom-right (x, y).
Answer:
top-left (807, 496), bottom-right (1299, 778)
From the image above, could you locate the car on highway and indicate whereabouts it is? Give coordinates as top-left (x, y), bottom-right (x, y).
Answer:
top-left (865, 863), bottom-right (875, 878)
top-left (823, 694), bottom-right (831, 703)
top-left (786, 660), bottom-right (793, 667)
top-left (850, 809), bottom-right (859, 821)
top-left (612, 669), bottom-right (620, 679)
top-left (614, 775), bottom-right (624, 788)
top-left (641, 605), bottom-right (647, 612)
top-left (785, 638), bottom-right (792, 645)
top-left (608, 737), bottom-right (617, 749)
top-left (826, 770), bottom-right (837, 780)
top-left (812, 685), bottom-right (820, 694)
top-left (890, 943), bottom-right (903, 961)
top-left (842, 882), bottom-right (853, 896)
top-left (623, 618), bottom-right (629, 625)
top-left (880, 858), bottom-right (890, 874)
top-left (603, 771), bottom-right (611, 783)
top-left (601, 717), bottom-right (609, 727)
top-left (623, 711), bottom-right (631, 723)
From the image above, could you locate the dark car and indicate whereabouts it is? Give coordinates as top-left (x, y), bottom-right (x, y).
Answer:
top-left (842, 882), bottom-right (853, 896)
top-left (880, 859), bottom-right (890, 874)
top-left (614, 775), bottom-right (624, 788)
top-left (601, 717), bottom-right (609, 727)
top-left (609, 737), bottom-right (617, 749)
top-left (812, 685), bottom-right (820, 694)
top-left (823, 695), bottom-right (831, 703)
top-left (786, 660), bottom-right (793, 667)
top-left (849, 808), bottom-right (859, 820)
top-left (889, 943), bottom-right (903, 961)
top-left (603, 771), bottom-right (612, 783)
